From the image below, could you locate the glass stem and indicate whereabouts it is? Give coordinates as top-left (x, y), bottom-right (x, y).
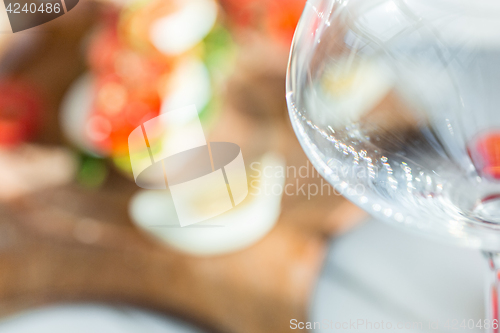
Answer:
top-left (484, 252), bottom-right (500, 333)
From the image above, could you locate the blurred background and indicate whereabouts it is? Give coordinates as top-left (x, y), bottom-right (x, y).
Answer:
top-left (0, 0), bottom-right (366, 332)
top-left (0, 0), bottom-right (488, 332)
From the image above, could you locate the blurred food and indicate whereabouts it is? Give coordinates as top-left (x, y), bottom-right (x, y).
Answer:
top-left (469, 132), bottom-right (500, 181)
top-left (220, 0), bottom-right (305, 45)
top-left (0, 79), bottom-right (44, 146)
top-left (60, 0), bottom-right (234, 180)
top-left (120, 0), bottom-right (218, 57)
top-left (130, 152), bottom-right (285, 256)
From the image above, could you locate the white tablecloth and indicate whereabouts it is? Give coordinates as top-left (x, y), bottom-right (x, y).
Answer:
top-left (312, 219), bottom-right (486, 332)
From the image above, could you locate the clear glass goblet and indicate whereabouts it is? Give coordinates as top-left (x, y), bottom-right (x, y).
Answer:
top-left (287, 0), bottom-right (500, 329)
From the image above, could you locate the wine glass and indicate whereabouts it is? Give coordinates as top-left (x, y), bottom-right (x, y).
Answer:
top-left (287, 0), bottom-right (500, 329)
